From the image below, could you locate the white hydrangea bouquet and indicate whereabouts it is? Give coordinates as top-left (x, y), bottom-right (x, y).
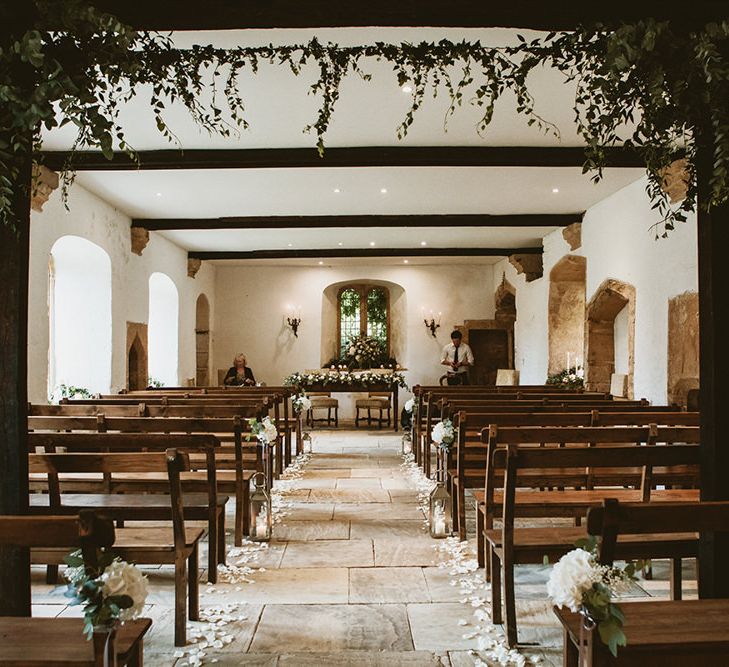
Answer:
top-left (431, 418), bottom-right (455, 450)
top-left (63, 549), bottom-right (148, 637)
top-left (347, 335), bottom-right (386, 369)
top-left (247, 416), bottom-right (279, 445)
top-left (547, 540), bottom-right (639, 657)
top-left (404, 398), bottom-right (416, 414)
top-left (292, 393), bottom-right (312, 414)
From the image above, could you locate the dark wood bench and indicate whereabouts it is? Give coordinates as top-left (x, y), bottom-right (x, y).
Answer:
top-left (484, 440), bottom-right (700, 646)
top-left (552, 500), bottom-right (729, 666)
top-left (28, 415), bottom-right (263, 545)
top-left (0, 512), bottom-right (151, 666)
top-left (28, 432), bottom-right (226, 583)
top-left (29, 450), bottom-right (202, 646)
top-left (448, 413), bottom-right (699, 539)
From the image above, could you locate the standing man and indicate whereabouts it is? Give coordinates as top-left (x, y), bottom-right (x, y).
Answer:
top-left (440, 330), bottom-right (474, 385)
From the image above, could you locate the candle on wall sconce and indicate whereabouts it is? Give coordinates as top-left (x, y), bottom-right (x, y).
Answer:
top-left (423, 308), bottom-right (441, 338)
top-left (286, 304), bottom-right (302, 338)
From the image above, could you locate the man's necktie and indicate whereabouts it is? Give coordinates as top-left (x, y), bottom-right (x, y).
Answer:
top-left (454, 346), bottom-right (459, 366)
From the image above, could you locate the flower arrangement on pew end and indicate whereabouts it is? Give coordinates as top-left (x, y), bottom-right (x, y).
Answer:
top-left (292, 393), bottom-right (312, 415)
top-left (63, 549), bottom-right (148, 638)
top-left (431, 418), bottom-right (455, 450)
top-left (546, 366), bottom-right (585, 389)
top-left (246, 417), bottom-right (279, 446)
top-left (547, 538), bottom-right (640, 657)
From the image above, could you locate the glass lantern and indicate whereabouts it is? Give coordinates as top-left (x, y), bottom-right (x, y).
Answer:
top-left (401, 432), bottom-right (413, 456)
top-left (429, 482), bottom-right (453, 538)
top-left (250, 472), bottom-right (272, 541)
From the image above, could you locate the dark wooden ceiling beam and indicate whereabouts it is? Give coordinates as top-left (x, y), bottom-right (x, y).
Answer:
top-left (39, 146), bottom-right (645, 172)
top-left (188, 247), bottom-right (542, 261)
top-left (89, 2), bottom-right (727, 30)
top-left (134, 213), bottom-right (581, 231)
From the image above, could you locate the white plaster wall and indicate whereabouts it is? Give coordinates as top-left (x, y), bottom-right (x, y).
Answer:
top-left (29, 182), bottom-right (216, 402)
top-left (494, 176), bottom-right (697, 403)
top-left (212, 263), bottom-right (495, 415)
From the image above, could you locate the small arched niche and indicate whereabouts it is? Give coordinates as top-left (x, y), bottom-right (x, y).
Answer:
top-left (667, 291), bottom-right (699, 407)
top-left (195, 293), bottom-right (211, 387)
top-left (548, 255), bottom-right (587, 374)
top-left (127, 328), bottom-right (148, 391)
top-left (494, 276), bottom-right (517, 325)
top-left (585, 278), bottom-right (636, 396)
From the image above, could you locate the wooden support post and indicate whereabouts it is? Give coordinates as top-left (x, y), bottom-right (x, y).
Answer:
top-left (0, 151), bottom-right (32, 616)
top-left (697, 136), bottom-right (729, 598)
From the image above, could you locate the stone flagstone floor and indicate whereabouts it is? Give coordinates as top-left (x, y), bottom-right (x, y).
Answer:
top-left (30, 429), bottom-right (695, 666)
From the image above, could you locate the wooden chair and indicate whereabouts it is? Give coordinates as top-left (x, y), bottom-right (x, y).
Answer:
top-left (307, 392), bottom-right (338, 426)
top-left (0, 512), bottom-right (152, 666)
top-left (355, 392), bottom-right (391, 428)
top-left (551, 500), bottom-right (729, 666)
top-left (29, 450), bottom-right (202, 646)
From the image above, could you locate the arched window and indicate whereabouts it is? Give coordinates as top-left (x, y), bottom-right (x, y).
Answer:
top-left (337, 284), bottom-right (389, 356)
top-left (48, 236), bottom-right (112, 399)
top-left (148, 272), bottom-right (179, 387)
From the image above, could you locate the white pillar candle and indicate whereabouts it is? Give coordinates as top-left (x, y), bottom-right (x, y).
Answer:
top-left (434, 516), bottom-right (446, 535)
top-left (255, 513), bottom-right (268, 538)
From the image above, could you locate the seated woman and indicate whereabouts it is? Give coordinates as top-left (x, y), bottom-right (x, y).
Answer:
top-left (223, 353), bottom-right (256, 386)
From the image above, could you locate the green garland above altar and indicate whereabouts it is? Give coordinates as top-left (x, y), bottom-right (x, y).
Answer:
top-left (284, 370), bottom-right (408, 390)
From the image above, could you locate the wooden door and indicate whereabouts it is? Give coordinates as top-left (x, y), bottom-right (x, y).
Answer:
top-left (468, 329), bottom-right (509, 385)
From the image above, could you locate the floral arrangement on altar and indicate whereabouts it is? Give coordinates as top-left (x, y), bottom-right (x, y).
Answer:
top-left (547, 540), bottom-right (639, 657)
top-left (431, 418), bottom-right (455, 450)
top-left (246, 416), bottom-right (279, 445)
top-left (292, 393), bottom-right (312, 414)
top-left (346, 335), bottom-right (387, 369)
top-left (546, 365), bottom-right (585, 389)
top-left (284, 369), bottom-right (408, 390)
top-left (63, 549), bottom-right (148, 638)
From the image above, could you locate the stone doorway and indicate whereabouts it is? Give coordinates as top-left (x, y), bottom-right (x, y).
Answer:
top-left (585, 279), bottom-right (636, 396)
top-left (548, 255), bottom-right (586, 374)
top-left (196, 294), bottom-right (210, 387)
top-left (667, 291), bottom-right (699, 407)
top-left (469, 328), bottom-right (510, 385)
top-left (126, 322), bottom-right (148, 391)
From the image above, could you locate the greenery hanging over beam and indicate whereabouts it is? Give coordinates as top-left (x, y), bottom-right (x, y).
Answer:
top-left (2, 1), bottom-right (728, 236)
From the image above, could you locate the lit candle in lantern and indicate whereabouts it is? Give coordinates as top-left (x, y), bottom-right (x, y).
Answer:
top-left (256, 511), bottom-right (268, 538)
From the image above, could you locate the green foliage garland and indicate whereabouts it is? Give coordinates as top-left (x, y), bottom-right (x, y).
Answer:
top-left (3, 2), bottom-right (728, 236)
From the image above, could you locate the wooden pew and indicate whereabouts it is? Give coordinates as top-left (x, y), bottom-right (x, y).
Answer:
top-left (484, 440), bottom-right (700, 646)
top-left (30, 450), bottom-right (201, 646)
top-left (551, 500), bottom-right (729, 666)
top-left (28, 432), bottom-right (226, 583)
top-left (0, 512), bottom-right (152, 666)
top-left (447, 412), bottom-right (700, 538)
top-left (28, 415), bottom-right (263, 545)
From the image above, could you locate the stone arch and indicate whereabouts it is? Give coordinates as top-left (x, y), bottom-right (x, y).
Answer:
top-left (667, 291), bottom-right (699, 407)
top-left (548, 255), bottom-right (586, 374)
top-left (585, 278), bottom-right (636, 397)
top-left (494, 276), bottom-right (516, 325)
top-left (195, 294), bottom-right (211, 386)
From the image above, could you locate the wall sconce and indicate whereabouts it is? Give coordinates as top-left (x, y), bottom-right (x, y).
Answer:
top-left (286, 305), bottom-right (302, 338)
top-left (422, 308), bottom-right (441, 338)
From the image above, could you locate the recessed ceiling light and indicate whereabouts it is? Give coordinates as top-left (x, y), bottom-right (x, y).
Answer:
top-left (155, 192), bottom-right (162, 197)
top-left (552, 187), bottom-right (560, 194)
top-left (369, 241), bottom-right (376, 247)
top-left (333, 188), bottom-right (341, 193)
top-left (338, 242), bottom-right (343, 246)
top-left (380, 188), bottom-right (388, 194)
top-left (318, 261), bottom-right (324, 265)
top-left (402, 85), bottom-right (413, 94)
top-left (403, 259), bottom-right (409, 264)
top-left (421, 240), bottom-right (427, 246)
top-left (287, 243), bottom-right (293, 247)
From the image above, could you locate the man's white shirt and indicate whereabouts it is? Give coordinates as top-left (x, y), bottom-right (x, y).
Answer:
top-left (440, 342), bottom-right (474, 374)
